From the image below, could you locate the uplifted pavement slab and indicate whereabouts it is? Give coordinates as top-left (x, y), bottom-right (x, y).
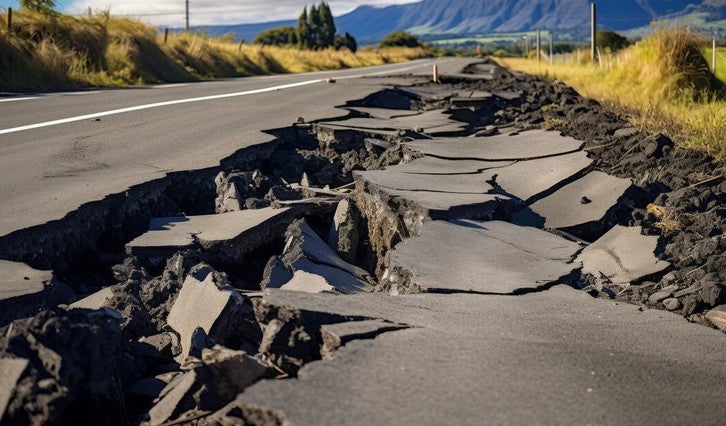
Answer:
top-left (403, 129), bottom-right (584, 161)
top-left (0, 358), bottom-right (28, 420)
top-left (0, 260), bottom-right (52, 301)
top-left (320, 319), bottom-right (409, 359)
top-left (398, 85), bottom-right (462, 101)
top-left (264, 219), bottom-right (370, 294)
top-left (354, 170), bottom-right (505, 215)
top-left (321, 110), bottom-right (467, 135)
top-left (359, 169), bottom-right (494, 194)
top-left (577, 225), bottom-right (671, 284)
top-left (387, 150), bottom-right (592, 202)
top-left (512, 171), bottom-right (633, 231)
top-left (166, 266), bottom-right (255, 362)
top-left (344, 107), bottom-right (420, 120)
top-left (383, 220), bottom-right (581, 294)
top-left (68, 287), bottom-right (114, 310)
top-left (236, 286), bottom-right (726, 425)
top-left (0, 260), bottom-right (57, 325)
top-left (126, 207), bottom-right (293, 259)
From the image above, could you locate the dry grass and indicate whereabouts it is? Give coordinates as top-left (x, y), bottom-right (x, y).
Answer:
top-left (0, 10), bottom-right (433, 91)
top-left (495, 28), bottom-right (726, 158)
top-left (646, 204), bottom-right (682, 232)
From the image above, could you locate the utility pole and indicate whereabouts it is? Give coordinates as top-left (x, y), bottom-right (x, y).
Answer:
top-left (591, 2), bottom-right (597, 62)
top-left (185, 0), bottom-right (190, 31)
top-left (713, 38), bottom-right (717, 74)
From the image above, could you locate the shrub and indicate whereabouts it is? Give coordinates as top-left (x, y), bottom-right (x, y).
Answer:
top-left (380, 31), bottom-right (422, 48)
top-left (596, 30), bottom-right (629, 53)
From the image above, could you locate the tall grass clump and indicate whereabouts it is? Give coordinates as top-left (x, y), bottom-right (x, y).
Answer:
top-left (495, 28), bottom-right (726, 158)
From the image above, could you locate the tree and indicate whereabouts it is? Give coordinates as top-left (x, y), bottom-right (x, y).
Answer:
top-left (294, 2), bottom-right (354, 51)
top-left (20, 0), bottom-right (57, 13)
top-left (335, 32), bottom-right (357, 53)
top-left (308, 4), bottom-right (322, 49)
top-left (318, 2), bottom-right (336, 50)
top-left (596, 30), bottom-right (630, 53)
top-left (380, 31), bottom-right (422, 48)
top-left (297, 7), bottom-right (311, 49)
top-left (253, 26), bottom-right (297, 46)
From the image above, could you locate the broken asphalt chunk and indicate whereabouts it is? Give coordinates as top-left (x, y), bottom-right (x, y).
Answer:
top-left (512, 171), bottom-right (634, 240)
top-left (166, 264), bottom-right (261, 362)
top-left (402, 129), bottom-right (583, 161)
top-left (262, 219), bottom-right (371, 294)
top-left (126, 207), bottom-right (295, 265)
top-left (0, 358), bottom-right (28, 422)
top-left (0, 261), bottom-right (58, 326)
top-left (576, 225), bottom-right (670, 285)
top-left (382, 220), bottom-right (581, 294)
top-left (321, 319), bottom-right (408, 360)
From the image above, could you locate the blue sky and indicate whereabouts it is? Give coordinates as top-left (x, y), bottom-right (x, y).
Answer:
top-left (1, 0), bottom-right (419, 26)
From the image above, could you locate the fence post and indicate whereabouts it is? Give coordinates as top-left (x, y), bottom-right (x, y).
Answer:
top-left (549, 33), bottom-right (553, 64)
top-left (7, 7), bottom-right (12, 32)
top-left (164, 28), bottom-right (169, 44)
top-left (591, 2), bottom-right (597, 62)
top-left (432, 64), bottom-right (439, 83)
top-left (536, 29), bottom-right (541, 62)
top-left (713, 38), bottom-right (717, 74)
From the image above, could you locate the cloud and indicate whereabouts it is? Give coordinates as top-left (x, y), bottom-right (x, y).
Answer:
top-left (64, 0), bottom-right (420, 26)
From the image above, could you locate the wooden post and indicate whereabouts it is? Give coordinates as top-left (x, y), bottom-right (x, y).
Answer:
top-left (185, 0), bottom-right (190, 31)
top-left (432, 64), bottom-right (439, 83)
top-left (591, 2), bottom-right (597, 62)
top-left (164, 28), bottom-right (169, 44)
top-left (549, 34), bottom-right (554, 64)
top-left (7, 7), bottom-right (12, 32)
top-left (713, 38), bottom-right (717, 74)
top-left (536, 29), bottom-right (541, 62)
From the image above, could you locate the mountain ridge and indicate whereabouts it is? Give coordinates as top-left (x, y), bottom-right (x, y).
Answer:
top-left (199, 0), bottom-right (726, 43)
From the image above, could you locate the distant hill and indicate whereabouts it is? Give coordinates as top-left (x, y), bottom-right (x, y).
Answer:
top-left (199, 0), bottom-right (726, 44)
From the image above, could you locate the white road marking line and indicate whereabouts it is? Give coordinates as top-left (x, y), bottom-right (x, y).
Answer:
top-left (0, 97), bottom-right (41, 103)
top-left (151, 83), bottom-right (190, 89)
top-left (0, 79), bottom-right (323, 136)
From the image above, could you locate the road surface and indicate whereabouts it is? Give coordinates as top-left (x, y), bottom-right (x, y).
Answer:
top-left (0, 58), bottom-right (464, 238)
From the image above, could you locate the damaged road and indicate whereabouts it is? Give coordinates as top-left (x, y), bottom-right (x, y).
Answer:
top-left (0, 58), bottom-right (725, 425)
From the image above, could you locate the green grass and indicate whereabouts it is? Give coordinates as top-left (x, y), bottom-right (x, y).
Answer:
top-left (495, 28), bottom-right (726, 158)
top-left (0, 9), bottom-right (433, 91)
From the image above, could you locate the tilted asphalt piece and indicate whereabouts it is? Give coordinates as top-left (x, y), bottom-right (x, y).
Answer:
top-left (0, 260), bottom-right (57, 325)
top-left (402, 129), bottom-right (584, 160)
top-left (264, 219), bottom-right (370, 294)
top-left (512, 171), bottom-right (634, 232)
top-left (383, 219), bottom-right (581, 294)
top-left (577, 225), bottom-right (671, 284)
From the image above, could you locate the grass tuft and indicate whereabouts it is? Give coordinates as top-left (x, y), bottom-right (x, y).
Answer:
top-left (496, 28), bottom-right (726, 158)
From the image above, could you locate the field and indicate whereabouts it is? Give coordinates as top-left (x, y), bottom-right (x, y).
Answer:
top-left (0, 9), bottom-right (433, 91)
top-left (496, 29), bottom-right (726, 158)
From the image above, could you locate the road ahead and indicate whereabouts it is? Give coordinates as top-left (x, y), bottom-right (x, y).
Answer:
top-left (0, 58), bottom-right (466, 238)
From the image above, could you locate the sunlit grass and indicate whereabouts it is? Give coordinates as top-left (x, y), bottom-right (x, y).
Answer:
top-left (495, 29), bottom-right (726, 158)
top-left (0, 10), bottom-right (433, 91)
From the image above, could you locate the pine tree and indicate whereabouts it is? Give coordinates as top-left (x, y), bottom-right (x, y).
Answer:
top-left (309, 4), bottom-right (322, 49)
top-left (297, 6), bottom-right (310, 49)
top-left (318, 2), bottom-right (336, 49)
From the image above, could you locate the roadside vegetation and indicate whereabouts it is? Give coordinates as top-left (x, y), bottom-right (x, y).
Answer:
top-left (0, 5), bottom-right (433, 92)
top-left (495, 28), bottom-right (726, 158)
